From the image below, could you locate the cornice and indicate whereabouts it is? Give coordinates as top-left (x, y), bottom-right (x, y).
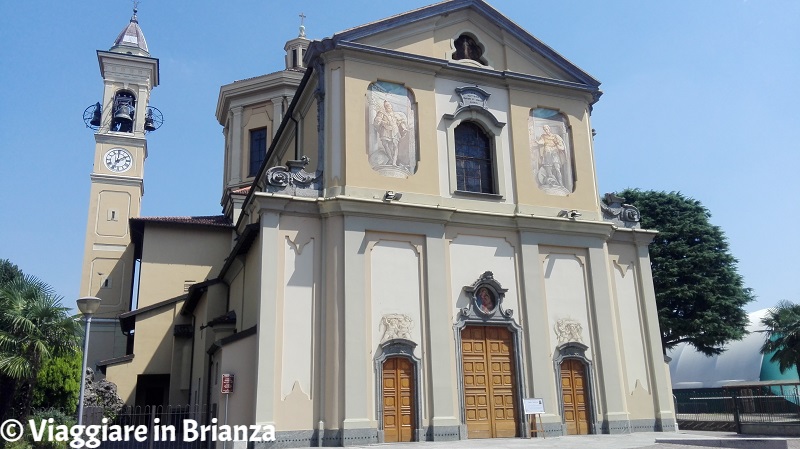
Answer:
top-left (608, 227), bottom-right (658, 245)
top-left (97, 50), bottom-right (159, 87)
top-left (328, 42), bottom-right (600, 97)
top-left (95, 133), bottom-right (147, 147)
top-left (318, 0), bottom-right (599, 87)
top-left (90, 173), bottom-right (143, 188)
top-left (216, 70), bottom-right (305, 122)
top-left (318, 196), bottom-right (456, 223)
top-left (249, 193), bottom-right (614, 241)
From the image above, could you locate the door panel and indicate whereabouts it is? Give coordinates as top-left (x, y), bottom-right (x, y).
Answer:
top-left (462, 326), bottom-right (518, 438)
top-left (561, 359), bottom-right (589, 435)
top-left (383, 357), bottom-right (415, 442)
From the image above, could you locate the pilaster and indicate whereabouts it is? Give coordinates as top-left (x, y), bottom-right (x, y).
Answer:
top-left (230, 106), bottom-right (244, 186)
top-left (341, 216), bottom-right (375, 445)
top-left (424, 226), bottom-right (461, 440)
top-left (519, 232), bottom-right (563, 434)
top-left (634, 233), bottom-right (677, 430)
top-left (272, 97), bottom-right (284, 137)
top-left (254, 212), bottom-right (280, 426)
top-left (587, 245), bottom-right (630, 434)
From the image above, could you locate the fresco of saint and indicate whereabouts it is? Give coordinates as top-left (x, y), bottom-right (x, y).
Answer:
top-left (529, 108), bottom-right (574, 196)
top-left (367, 82), bottom-right (417, 178)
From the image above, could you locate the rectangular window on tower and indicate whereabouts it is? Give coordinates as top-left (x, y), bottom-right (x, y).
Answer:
top-left (249, 128), bottom-right (268, 177)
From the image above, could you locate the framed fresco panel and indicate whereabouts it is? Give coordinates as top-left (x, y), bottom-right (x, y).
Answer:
top-left (529, 109), bottom-right (573, 196)
top-left (367, 81), bottom-right (417, 178)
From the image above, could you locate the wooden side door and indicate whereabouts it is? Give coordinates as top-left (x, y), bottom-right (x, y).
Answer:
top-left (561, 359), bottom-right (590, 435)
top-left (462, 326), bottom-right (518, 439)
top-left (383, 357), bottom-right (415, 442)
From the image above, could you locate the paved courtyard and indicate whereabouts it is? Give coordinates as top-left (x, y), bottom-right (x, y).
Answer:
top-left (346, 431), bottom-right (800, 449)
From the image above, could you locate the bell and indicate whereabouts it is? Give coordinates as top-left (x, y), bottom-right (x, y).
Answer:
top-left (144, 110), bottom-right (156, 132)
top-left (90, 102), bottom-right (102, 127)
top-left (114, 103), bottom-right (133, 123)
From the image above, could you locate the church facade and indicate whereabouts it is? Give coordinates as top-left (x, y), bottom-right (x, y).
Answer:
top-left (82, 1), bottom-right (677, 446)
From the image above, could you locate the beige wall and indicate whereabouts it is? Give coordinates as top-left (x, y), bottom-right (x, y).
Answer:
top-left (317, 51), bottom-right (600, 222)
top-left (107, 303), bottom-right (181, 404)
top-left (137, 225), bottom-right (230, 307)
top-left (219, 334), bottom-right (257, 426)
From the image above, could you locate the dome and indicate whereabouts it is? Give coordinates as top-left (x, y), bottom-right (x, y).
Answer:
top-left (668, 309), bottom-right (800, 389)
top-left (110, 9), bottom-right (150, 56)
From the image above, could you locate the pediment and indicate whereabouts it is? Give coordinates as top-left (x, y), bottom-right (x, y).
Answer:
top-left (330, 0), bottom-right (599, 88)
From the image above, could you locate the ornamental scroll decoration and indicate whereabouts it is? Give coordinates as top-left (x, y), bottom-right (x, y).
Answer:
top-left (455, 86), bottom-right (490, 114)
top-left (379, 314), bottom-right (414, 343)
top-left (600, 192), bottom-right (640, 229)
top-left (554, 318), bottom-right (583, 344)
top-left (263, 156), bottom-right (321, 197)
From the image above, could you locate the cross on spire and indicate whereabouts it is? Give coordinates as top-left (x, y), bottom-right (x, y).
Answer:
top-left (298, 13), bottom-right (307, 38)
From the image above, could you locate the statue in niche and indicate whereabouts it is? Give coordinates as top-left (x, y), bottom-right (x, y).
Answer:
top-left (453, 34), bottom-right (485, 64)
top-left (529, 108), bottom-right (574, 196)
top-left (380, 314), bottom-right (414, 343)
top-left (367, 81), bottom-right (417, 178)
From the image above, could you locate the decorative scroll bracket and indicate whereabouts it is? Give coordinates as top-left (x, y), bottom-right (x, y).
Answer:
top-left (263, 156), bottom-right (322, 197)
top-left (601, 192), bottom-right (640, 229)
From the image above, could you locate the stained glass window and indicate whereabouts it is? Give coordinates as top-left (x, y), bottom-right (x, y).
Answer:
top-left (455, 122), bottom-right (494, 194)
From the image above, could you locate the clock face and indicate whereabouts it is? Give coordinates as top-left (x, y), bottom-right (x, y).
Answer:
top-left (104, 148), bottom-right (133, 173)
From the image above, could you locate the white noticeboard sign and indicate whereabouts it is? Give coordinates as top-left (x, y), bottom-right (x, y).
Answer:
top-left (523, 398), bottom-right (544, 415)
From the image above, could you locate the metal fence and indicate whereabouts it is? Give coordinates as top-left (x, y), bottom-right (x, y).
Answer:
top-left (83, 404), bottom-right (210, 449)
top-left (675, 383), bottom-right (800, 431)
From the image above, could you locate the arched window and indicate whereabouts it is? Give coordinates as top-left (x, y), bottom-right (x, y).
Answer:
top-left (249, 127), bottom-right (267, 177)
top-left (454, 122), bottom-right (494, 194)
top-left (111, 90), bottom-right (136, 133)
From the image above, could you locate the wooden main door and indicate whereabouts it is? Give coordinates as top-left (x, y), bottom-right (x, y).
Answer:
top-left (461, 325), bottom-right (518, 439)
top-left (382, 357), bottom-right (415, 442)
top-left (561, 359), bottom-right (590, 435)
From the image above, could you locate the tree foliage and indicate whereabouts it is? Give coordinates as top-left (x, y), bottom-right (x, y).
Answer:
top-left (0, 259), bottom-right (23, 287)
top-left (760, 300), bottom-right (800, 375)
top-left (619, 189), bottom-right (753, 355)
top-left (32, 352), bottom-right (82, 415)
top-left (0, 274), bottom-right (81, 421)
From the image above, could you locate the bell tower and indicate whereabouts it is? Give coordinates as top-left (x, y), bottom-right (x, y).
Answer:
top-left (80, 6), bottom-right (160, 367)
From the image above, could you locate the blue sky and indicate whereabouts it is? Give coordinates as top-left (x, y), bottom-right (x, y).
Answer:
top-left (0, 0), bottom-right (798, 313)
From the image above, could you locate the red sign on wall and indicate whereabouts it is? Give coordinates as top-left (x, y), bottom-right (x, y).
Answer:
top-left (221, 373), bottom-right (234, 394)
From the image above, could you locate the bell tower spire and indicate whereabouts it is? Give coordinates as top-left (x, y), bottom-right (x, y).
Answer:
top-left (80, 5), bottom-right (160, 371)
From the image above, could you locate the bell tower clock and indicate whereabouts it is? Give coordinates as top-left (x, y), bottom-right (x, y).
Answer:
top-left (80, 6), bottom-right (160, 368)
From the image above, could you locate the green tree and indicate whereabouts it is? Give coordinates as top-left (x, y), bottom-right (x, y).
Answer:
top-left (32, 351), bottom-right (82, 415)
top-left (0, 274), bottom-right (81, 421)
top-left (760, 300), bottom-right (800, 375)
top-left (619, 189), bottom-right (753, 355)
top-left (0, 259), bottom-right (23, 287)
